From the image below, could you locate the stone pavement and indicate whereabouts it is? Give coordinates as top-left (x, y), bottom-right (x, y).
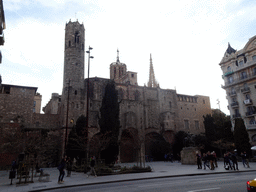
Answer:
top-left (0, 161), bottom-right (255, 192)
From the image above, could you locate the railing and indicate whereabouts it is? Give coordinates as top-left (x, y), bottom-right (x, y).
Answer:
top-left (228, 91), bottom-right (236, 96)
top-left (232, 114), bottom-right (241, 118)
top-left (231, 102), bottom-right (239, 108)
top-left (223, 71), bottom-right (234, 77)
top-left (241, 87), bottom-right (250, 93)
top-left (244, 99), bottom-right (253, 105)
top-left (246, 111), bottom-right (256, 117)
top-left (247, 124), bottom-right (256, 130)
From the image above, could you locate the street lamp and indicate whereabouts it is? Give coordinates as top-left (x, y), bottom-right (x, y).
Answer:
top-left (65, 79), bottom-right (71, 151)
top-left (86, 46), bottom-right (93, 163)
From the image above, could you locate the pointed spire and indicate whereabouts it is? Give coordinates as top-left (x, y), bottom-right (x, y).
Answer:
top-left (117, 49), bottom-right (120, 63)
top-left (147, 54), bottom-right (158, 88)
top-left (226, 42), bottom-right (236, 55)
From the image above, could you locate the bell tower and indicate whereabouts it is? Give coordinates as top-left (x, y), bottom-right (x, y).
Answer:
top-left (63, 20), bottom-right (85, 90)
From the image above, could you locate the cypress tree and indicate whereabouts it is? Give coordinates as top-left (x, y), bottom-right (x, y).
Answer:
top-left (99, 80), bottom-right (120, 164)
top-left (203, 114), bottom-right (216, 143)
top-left (233, 118), bottom-right (251, 155)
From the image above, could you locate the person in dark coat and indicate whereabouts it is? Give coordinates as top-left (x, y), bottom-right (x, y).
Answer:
top-left (196, 151), bottom-right (202, 169)
top-left (87, 156), bottom-right (97, 177)
top-left (231, 151), bottom-right (238, 170)
top-left (66, 157), bottom-right (72, 177)
top-left (58, 156), bottom-right (66, 183)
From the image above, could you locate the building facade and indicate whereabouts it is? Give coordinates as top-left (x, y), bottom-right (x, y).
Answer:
top-left (50, 20), bottom-right (212, 162)
top-left (220, 36), bottom-right (256, 145)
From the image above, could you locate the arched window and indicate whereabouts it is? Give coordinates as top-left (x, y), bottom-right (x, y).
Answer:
top-left (239, 60), bottom-right (244, 66)
top-left (69, 41), bottom-right (71, 47)
top-left (227, 66), bottom-right (231, 72)
top-left (252, 55), bottom-right (256, 61)
top-left (228, 76), bottom-right (234, 84)
top-left (75, 90), bottom-right (77, 95)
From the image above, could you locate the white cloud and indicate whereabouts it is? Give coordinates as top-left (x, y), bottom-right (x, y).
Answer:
top-left (2, 0), bottom-right (255, 115)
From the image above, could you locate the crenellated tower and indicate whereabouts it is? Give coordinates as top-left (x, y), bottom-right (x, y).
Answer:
top-left (63, 20), bottom-right (85, 91)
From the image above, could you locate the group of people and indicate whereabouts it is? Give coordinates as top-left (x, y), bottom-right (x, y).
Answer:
top-left (57, 155), bottom-right (97, 184)
top-left (196, 151), bottom-right (250, 171)
top-left (224, 151), bottom-right (250, 170)
top-left (196, 151), bottom-right (218, 170)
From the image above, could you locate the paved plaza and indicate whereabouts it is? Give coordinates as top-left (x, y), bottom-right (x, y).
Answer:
top-left (0, 161), bottom-right (255, 192)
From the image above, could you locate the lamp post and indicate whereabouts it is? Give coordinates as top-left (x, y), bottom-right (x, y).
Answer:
top-left (86, 46), bottom-right (93, 163)
top-left (65, 79), bottom-right (71, 151)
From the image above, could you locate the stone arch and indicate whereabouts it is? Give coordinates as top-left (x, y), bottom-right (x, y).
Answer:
top-left (145, 132), bottom-right (170, 161)
top-left (120, 128), bottom-right (139, 162)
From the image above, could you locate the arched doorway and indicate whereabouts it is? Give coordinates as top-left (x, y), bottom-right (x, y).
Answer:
top-left (145, 132), bottom-right (170, 161)
top-left (120, 128), bottom-right (139, 162)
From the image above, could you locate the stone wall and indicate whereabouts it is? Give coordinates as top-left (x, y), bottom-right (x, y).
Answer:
top-left (0, 84), bottom-right (37, 127)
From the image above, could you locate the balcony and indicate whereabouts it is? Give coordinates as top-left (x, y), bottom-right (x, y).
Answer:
top-left (247, 124), bottom-right (256, 130)
top-left (241, 87), bottom-right (250, 93)
top-left (224, 71), bottom-right (234, 77)
top-left (231, 101), bottom-right (239, 108)
top-left (246, 111), bottom-right (256, 117)
top-left (228, 91), bottom-right (236, 96)
top-left (244, 99), bottom-right (253, 105)
top-left (232, 114), bottom-right (241, 118)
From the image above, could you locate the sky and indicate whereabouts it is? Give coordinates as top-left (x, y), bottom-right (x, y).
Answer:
top-left (1, 0), bottom-right (256, 115)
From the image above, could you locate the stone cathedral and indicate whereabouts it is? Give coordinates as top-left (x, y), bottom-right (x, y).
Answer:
top-left (43, 20), bottom-right (212, 162)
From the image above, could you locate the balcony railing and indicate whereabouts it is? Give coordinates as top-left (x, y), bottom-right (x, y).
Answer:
top-left (232, 114), bottom-right (241, 118)
top-left (247, 124), bottom-right (256, 130)
top-left (244, 99), bottom-right (253, 105)
top-left (246, 111), bottom-right (256, 117)
top-left (241, 87), bottom-right (250, 93)
top-left (231, 102), bottom-right (239, 108)
top-left (228, 91), bottom-right (236, 96)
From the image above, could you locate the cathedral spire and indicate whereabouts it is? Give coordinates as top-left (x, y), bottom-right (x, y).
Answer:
top-left (117, 49), bottom-right (120, 63)
top-left (147, 54), bottom-right (158, 88)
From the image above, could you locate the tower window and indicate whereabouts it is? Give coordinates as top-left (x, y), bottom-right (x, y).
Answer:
top-left (82, 44), bottom-right (84, 50)
top-left (131, 74), bottom-right (134, 78)
top-left (69, 41), bottom-right (71, 47)
top-left (75, 90), bottom-right (77, 95)
top-left (253, 55), bottom-right (256, 61)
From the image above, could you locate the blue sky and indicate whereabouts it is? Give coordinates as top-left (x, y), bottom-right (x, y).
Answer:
top-left (1, 0), bottom-right (256, 115)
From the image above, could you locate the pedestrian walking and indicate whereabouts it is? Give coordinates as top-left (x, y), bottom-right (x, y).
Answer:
top-left (57, 156), bottom-right (66, 184)
top-left (212, 151), bottom-right (218, 168)
top-left (87, 156), bottom-right (97, 177)
top-left (224, 153), bottom-right (231, 170)
top-left (66, 157), bottom-right (72, 177)
top-left (242, 151), bottom-right (250, 168)
top-left (196, 151), bottom-right (202, 169)
top-left (231, 151), bottom-right (238, 171)
top-left (202, 153), bottom-right (210, 170)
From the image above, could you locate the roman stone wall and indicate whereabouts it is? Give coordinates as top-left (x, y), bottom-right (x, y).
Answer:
top-left (0, 85), bottom-right (36, 126)
top-left (30, 113), bottom-right (60, 129)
